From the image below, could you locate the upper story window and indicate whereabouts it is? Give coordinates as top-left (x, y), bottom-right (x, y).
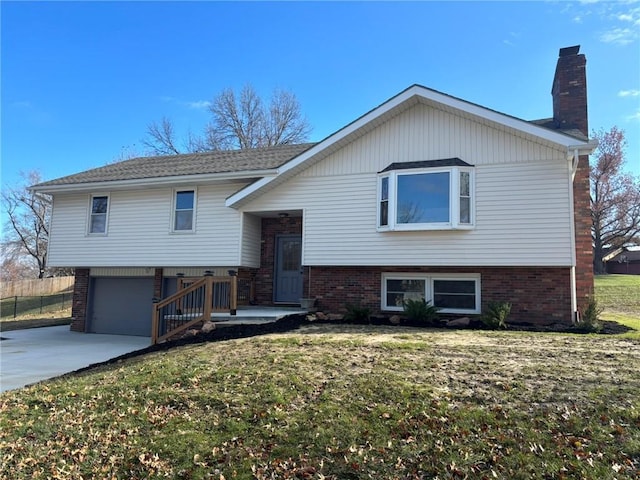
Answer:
top-left (173, 189), bottom-right (196, 232)
top-left (378, 158), bottom-right (474, 231)
top-left (88, 194), bottom-right (109, 235)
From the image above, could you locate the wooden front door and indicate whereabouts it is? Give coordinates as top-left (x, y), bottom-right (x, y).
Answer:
top-left (274, 235), bottom-right (303, 303)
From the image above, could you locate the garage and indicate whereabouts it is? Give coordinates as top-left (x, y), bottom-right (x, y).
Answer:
top-left (88, 277), bottom-right (154, 336)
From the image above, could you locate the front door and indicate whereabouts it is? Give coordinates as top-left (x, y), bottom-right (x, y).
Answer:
top-left (274, 235), bottom-right (303, 303)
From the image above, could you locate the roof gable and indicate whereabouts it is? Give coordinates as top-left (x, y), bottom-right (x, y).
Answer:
top-left (32, 84), bottom-right (596, 197)
top-left (225, 84), bottom-right (596, 208)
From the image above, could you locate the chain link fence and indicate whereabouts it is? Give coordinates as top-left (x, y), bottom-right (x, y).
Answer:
top-left (0, 293), bottom-right (71, 320)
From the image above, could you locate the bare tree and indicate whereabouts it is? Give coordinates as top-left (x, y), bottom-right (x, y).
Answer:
top-left (1, 171), bottom-right (51, 278)
top-left (1, 242), bottom-right (39, 281)
top-left (143, 85), bottom-right (311, 154)
top-left (590, 127), bottom-right (640, 274)
top-left (142, 116), bottom-right (182, 155)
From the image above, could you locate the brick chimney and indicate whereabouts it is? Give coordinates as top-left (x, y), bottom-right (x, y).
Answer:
top-left (552, 45), bottom-right (593, 318)
top-left (552, 45), bottom-right (588, 136)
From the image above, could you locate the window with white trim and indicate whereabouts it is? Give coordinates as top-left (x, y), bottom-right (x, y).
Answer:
top-left (381, 273), bottom-right (481, 314)
top-left (377, 159), bottom-right (474, 231)
top-left (88, 194), bottom-right (109, 234)
top-left (172, 189), bottom-right (196, 232)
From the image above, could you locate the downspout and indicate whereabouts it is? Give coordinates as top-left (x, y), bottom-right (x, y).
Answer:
top-left (568, 148), bottom-right (580, 322)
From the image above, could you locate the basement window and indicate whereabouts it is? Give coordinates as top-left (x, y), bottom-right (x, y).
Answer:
top-left (382, 273), bottom-right (481, 314)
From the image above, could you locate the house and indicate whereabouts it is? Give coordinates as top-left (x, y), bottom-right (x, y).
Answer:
top-left (604, 246), bottom-right (640, 275)
top-left (32, 46), bottom-right (596, 337)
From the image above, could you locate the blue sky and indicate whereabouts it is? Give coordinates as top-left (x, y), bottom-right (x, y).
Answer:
top-left (2, 0), bottom-right (639, 191)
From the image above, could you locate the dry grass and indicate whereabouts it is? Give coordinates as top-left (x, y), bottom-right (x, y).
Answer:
top-left (1, 323), bottom-right (639, 479)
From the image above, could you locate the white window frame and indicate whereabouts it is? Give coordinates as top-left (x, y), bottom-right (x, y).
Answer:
top-left (171, 188), bottom-right (197, 233)
top-left (87, 193), bottom-right (110, 235)
top-left (377, 167), bottom-right (475, 231)
top-left (381, 272), bottom-right (481, 314)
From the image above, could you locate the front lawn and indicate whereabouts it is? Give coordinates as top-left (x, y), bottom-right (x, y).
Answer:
top-left (595, 274), bottom-right (640, 314)
top-left (1, 324), bottom-right (639, 479)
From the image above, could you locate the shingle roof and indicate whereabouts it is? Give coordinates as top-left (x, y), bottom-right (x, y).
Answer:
top-left (33, 143), bottom-right (317, 188)
top-left (529, 118), bottom-right (588, 141)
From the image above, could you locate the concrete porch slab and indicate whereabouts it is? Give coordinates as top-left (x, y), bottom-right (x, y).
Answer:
top-left (211, 306), bottom-right (308, 326)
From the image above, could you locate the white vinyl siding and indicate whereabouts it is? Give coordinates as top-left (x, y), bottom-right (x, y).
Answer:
top-left (240, 102), bottom-right (573, 267)
top-left (244, 159), bottom-right (572, 267)
top-left (47, 183), bottom-right (249, 268)
top-left (46, 101), bottom-right (575, 271)
top-left (90, 267), bottom-right (154, 277)
top-left (240, 213), bottom-right (262, 267)
top-left (298, 104), bottom-right (564, 178)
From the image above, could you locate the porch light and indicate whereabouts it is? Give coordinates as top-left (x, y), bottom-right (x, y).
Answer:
top-left (204, 270), bottom-right (213, 276)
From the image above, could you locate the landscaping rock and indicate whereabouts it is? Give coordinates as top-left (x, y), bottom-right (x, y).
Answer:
top-left (306, 314), bottom-right (317, 322)
top-left (447, 317), bottom-right (470, 327)
top-left (327, 314), bottom-right (344, 321)
top-left (201, 321), bottom-right (216, 333)
top-left (316, 312), bottom-right (328, 321)
top-left (389, 315), bottom-right (402, 325)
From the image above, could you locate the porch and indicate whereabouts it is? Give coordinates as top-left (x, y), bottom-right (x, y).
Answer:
top-left (210, 306), bottom-right (308, 326)
top-left (152, 273), bottom-right (309, 343)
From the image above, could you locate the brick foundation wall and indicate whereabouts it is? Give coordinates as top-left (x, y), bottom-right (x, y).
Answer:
top-left (254, 216), bottom-right (303, 305)
top-left (70, 268), bottom-right (90, 332)
top-left (308, 266), bottom-right (572, 326)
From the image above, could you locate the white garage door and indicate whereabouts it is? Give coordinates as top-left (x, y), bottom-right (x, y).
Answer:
top-left (88, 277), bottom-right (154, 336)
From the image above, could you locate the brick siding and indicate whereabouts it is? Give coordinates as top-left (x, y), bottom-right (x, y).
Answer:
top-left (153, 268), bottom-right (163, 299)
top-left (70, 268), bottom-right (90, 332)
top-left (552, 47), bottom-right (593, 317)
top-left (253, 216), bottom-right (303, 305)
top-left (308, 266), bottom-right (572, 326)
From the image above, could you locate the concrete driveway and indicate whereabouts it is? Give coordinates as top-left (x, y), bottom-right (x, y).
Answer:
top-left (0, 326), bottom-right (150, 393)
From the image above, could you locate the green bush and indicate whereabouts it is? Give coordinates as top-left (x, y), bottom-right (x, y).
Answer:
top-left (578, 297), bottom-right (603, 333)
top-left (403, 298), bottom-right (440, 325)
top-left (344, 303), bottom-right (371, 324)
top-left (480, 301), bottom-right (511, 329)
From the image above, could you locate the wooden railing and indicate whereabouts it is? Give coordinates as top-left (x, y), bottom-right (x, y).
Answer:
top-left (151, 275), bottom-right (238, 344)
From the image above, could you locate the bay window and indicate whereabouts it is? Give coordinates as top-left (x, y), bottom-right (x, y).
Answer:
top-left (378, 159), bottom-right (474, 230)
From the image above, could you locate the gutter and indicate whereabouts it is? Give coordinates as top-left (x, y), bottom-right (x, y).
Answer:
top-left (566, 141), bottom-right (597, 322)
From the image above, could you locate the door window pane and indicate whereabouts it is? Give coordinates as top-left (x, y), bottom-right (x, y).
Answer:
top-left (282, 239), bottom-right (301, 271)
